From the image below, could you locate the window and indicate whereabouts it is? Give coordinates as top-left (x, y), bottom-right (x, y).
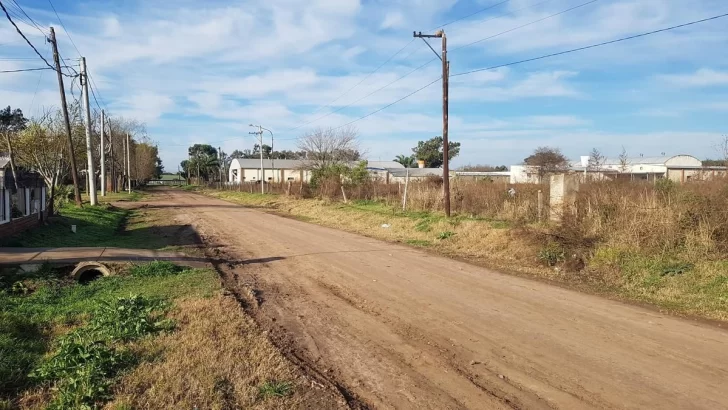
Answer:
top-left (267, 177), bottom-right (273, 181)
top-left (287, 177), bottom-right (294, 181)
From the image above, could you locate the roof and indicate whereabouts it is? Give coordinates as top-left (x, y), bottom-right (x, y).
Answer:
top-left (229, 158), bottom-right (308, 169)
top-left (456, 171), bottom-right (510, 177)
top-left (366, 161), bottom-right (404, 169)
top-left (386, 168), bottom-right (443, 178)
top-left (229, 159), bottom-right (405, 170)
top-left (0, 157), bottom-right (9, 168)
top-left (569, 155), bottom-right (702, 167)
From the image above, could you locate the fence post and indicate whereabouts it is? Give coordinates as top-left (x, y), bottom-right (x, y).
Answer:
top-left (287, 181), bottom-right (292, 196)
top-left (537, 189), bottom-right (543, 221)
top-left (341, 186), bottom-right (348, 203)
top-left (402, 168), bottom-right (410, 211)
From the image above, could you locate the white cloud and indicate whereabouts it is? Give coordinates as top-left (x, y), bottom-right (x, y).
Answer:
top-left (113, 92), bottom-right (174, 123)
top-left (380, 12), bottom-right (405, 29)
top-left (656, 69), bottom-right (728, 87)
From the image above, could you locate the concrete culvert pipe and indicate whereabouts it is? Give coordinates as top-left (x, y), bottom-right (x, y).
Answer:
top-left (71, 262), bottom-right (113, 283)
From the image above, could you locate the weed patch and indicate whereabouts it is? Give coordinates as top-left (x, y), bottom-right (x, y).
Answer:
top-left (258, 381), bottom-right (293, 399)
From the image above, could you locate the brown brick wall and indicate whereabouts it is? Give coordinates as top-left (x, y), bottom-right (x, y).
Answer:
top-left (0, 211), bottom-right (48, 238)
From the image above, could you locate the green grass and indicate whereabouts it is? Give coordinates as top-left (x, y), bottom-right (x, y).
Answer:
top-left (406, 239), bottom-right (432, 247)
top-left (84, 191), bottom-right (146, 203)
top-left (0, 264), bottom-right (218, 405)
top-left (2, 203), bottom-right (168, 249)
top-left (257, 381), bottom-right (292, 399)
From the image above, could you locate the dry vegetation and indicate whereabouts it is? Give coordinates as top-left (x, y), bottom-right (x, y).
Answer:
top-left (201, 176), bottom-right (728, 321)
top-left (108, 295), bottom-right (342, 410)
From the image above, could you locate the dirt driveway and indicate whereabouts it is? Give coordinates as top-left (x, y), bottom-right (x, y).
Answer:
top-left (147, 189), bottom-right (728, 410)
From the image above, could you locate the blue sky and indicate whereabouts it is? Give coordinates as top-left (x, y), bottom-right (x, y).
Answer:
top-left (1, 0), bottom-right (727, 170)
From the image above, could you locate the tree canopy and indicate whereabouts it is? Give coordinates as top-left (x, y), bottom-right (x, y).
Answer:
top-left (523, 146), bottom-right (569, 179)
top-left (412, 136), bottom-right (460, 168)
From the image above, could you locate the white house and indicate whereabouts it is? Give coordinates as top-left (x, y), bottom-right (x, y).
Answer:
top-left (227, 159), bottom-right (403, 183)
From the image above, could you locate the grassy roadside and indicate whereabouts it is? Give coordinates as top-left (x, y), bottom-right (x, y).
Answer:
top-left (193, 188), bottom-right (728, 322)
top-left (3, 191), bottom-right (168, 249)
top-left (1, 262), bottom-right (329, 409)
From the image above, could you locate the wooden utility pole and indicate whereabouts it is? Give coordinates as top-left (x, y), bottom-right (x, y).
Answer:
top-left (414, 29), bottom-right (450, 216)
top-left (122, 133), bottom-right (126, 192)
top-left (49, 27), bottom-right (82, 206)
top-left (126, 133), bottom-right (132, 193)
top-left (80, 57), bottom-right (98, 205)
top-left (100, 110), bottom-right (106, 196)
top-left (109, 123), bottom-right (115, 192)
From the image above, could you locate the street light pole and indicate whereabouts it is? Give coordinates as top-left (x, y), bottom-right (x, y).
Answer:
top-left (249, 124), bottom-right (275, 192)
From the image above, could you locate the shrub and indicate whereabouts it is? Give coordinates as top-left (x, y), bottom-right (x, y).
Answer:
top-left (32, 332), bottom-right (128, 409)
top-left (538, 243), bottom-right (565, 267)
top-left (90, 295), bottom-right (172, 342)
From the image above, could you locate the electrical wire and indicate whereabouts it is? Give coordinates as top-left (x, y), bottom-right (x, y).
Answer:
top-left (9, 0), bottom-right (48, 37)
top-left (331, 76), bottom-right (442, 131)
top-left (451, 0), bottom-right (601, 52)
top-left (47, 0), bottom-right (81, 56)
top-left (0, 0), bottom-right (72, 77)
top-left (303, 39), bottom-right (417, 119)
top-left (0, 67), bottom-right (51, 73)
top-left (451, 11), bottom-right (728, 78)
top-left (286, 0), bottom-right (596, 132)
top-left (430, 0), bottom-right (510, 30)
top-left (325, 12), bottom-right (728, 131)
top-left (288, 57), bottom-right (439, 131)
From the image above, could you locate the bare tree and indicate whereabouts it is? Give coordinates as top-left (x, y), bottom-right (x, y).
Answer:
top-left (587, 148), bottom-right (605, 172)
top-left (713, 135), bottom-right (728, 166)
top-left (523, 146), bottom-right (569, 182)
top-left (297, 126), bottom-right (361, 169)
top-left (14, 110), bottom-right (67, 214)
top-left (618, 146), bottom-right (630, 173)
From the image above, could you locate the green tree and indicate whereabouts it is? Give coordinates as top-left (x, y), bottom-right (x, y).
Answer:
top-left (187, 144), bottom-right (218, 183)
top-left (394, 154), bottom-right (416, 168)
top-left (0, 106), bottom-right (29, 190)
top-left (412, 136), bottom-right (460, 168)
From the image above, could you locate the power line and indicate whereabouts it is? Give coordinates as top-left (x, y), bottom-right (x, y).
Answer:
top-left (326, 11), bottom-right (728, 131)
top-left (47, 0), bottom-right (81, 56)
top-left (452, 0), bottom-right (601, 52)
top-left (431, 0), bottom-right (510, 30)
top-left (289, 57), bottom-right (439, 131)
top-left (302, 39), bottom-right (416, 120)
top-left (451, 11), bottom-right (728, 78)
top-left (331, 76), bottom-right (442, 131)
top-left (286, 0), bottom-right (590, 133)
top-left (287, 0), bottom-right (515, 132)
top-left (0, 0), bottom-right (72, 77)
top-left (9, 0), bottom-right (48, 37)
top-left (0, 67), bottom-right (51, 73)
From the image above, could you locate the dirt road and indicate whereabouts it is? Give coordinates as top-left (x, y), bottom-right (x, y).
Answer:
top-left (151, 189), bottom-right (728, 409)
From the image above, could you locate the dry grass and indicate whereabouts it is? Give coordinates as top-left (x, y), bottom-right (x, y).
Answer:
top-left (107, 294), bottom-right (343, 410)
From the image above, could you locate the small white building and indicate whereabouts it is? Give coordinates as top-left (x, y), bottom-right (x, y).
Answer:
top-left (227, 159), bottom-right (404, 183)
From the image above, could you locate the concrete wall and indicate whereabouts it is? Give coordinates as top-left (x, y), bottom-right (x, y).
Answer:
top-left (510, 165), bottom-right (542, 184)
